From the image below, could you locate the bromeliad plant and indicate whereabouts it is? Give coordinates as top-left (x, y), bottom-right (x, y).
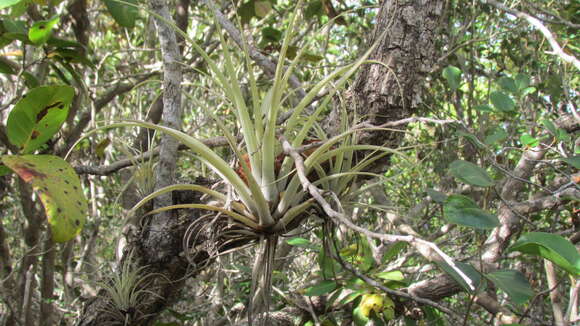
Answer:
top-left (77, 0), bottom-right (398, 321)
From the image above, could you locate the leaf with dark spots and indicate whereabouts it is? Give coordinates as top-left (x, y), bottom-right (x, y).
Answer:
top-left (11, 164), bottom-right (48, 182)
top-left (6, 85), bottom-right (74, 154)
top-left (36, 101), bottom-right (63, 122)
top-left (1, 155), bottom-right (87, 242)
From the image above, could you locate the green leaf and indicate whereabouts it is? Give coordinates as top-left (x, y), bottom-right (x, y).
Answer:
top-left (28, 16), bottom-right (59, 45)
top-left (305, 0), bottom-right (323, 20)
top-left (103, 0), bottom-right (139, 28)
top-left (560, 156), bottom-right (580, 169)
top-left (519, 133), bottom-right (539, 147)
top-left (484, 126), bottom-right (508, 145)
top-left (237, 1), bottom-right (255, 25)
top-left (449, 160), bottom-right (494, 187)
top-left (486, 270), bottom-right (533, 304)
top-left (381, 241), bottom-right (407, 263)
top-left (353, 306), bottom-right (370, 326)
top-left (287, 237), bottom-right (312, 248)
top-left (0, 165), bottom-right (12, 176)
top-left (498, 76), bottom-right (518, 94)
top-left (514, 73), bottom-right (531, 91)
top-left (261, 26), bottom-right (282, 43)
top-left (490, 91), bottom-right (515, 112)
top-left (444, 195), bottom-right (499, 229)
top-left (0, 59), bottom-right (15, 74)
top-left (474, 104), bottom-right (494, 112)
top-left (442, 65), bottom-right (462, 91)
top-left (2, 155), bottom-right (87, 242)
top-left (254, 0), bottom-right (272, 17)
top-left (303, 280), bottom-right (337, 296)
top-left (0, 0), bottom-right (23, 10)
top-left (542, 119), bottom-right (557, 136)
top-left (426, 188), bottom-right (447, 203)
top-left (509, 232), bottom-right (580, 275)
top-left (6, 85), bottom-right (74, 153)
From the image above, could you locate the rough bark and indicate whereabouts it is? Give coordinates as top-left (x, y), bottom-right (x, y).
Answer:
top-left (348, 0), bottom-right (445, 157)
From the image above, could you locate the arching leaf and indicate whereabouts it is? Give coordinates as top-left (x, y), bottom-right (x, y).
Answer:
top-left (2, 155), bottom-right (87, 242)
top-left (490, 91), bottom-right (515, 112)
top-left (103, 0), bottom-right (139, 28)
top-left (509, 232), bottom-right (580, 276)
top-left (486, 270), bottom-right (533, 304)
top-left (6, 85), bottom-right (74, 154)
top-left (442, 65), bottom-right (462, 91)
top-left (449, 160), bottom-right (494, 187)
top-left (444, 195), bottom-right (499, 229)
top-left (0, 0), bottom-right (23, 10)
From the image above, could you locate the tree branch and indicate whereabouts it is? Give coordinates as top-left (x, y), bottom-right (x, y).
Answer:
top-left (482, 0), bottom-right (580, 70)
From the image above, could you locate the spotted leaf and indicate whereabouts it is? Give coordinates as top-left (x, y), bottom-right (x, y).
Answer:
top-left (6, 85), bottom-right (74, 154)
top-left (2, 155), bottom-right (87, 242)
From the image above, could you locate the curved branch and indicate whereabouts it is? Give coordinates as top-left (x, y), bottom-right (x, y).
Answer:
top-left (482, 0), bottom-right (580, 70)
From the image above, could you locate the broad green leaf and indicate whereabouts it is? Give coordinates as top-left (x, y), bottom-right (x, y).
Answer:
top-left (303, 280), bottom-right (337, 296)
top-left (444, 194), bottom-right (499, 229)
top-left (486, 270), bottom-right (533, 304)
top-left (0, 0), bottom-right (23, 10)
top-left (560, 156), bottom-right (580, 169)
top-left (375, 271), bottom-right (406, 287)
top-left (514, 73), bottom-right (531, 91)
top-left (103, 0), bottom-right (139, 28)
top-left (490, 91), bottom-right (515, 112)
top-left (438, 261), bottom-right (481, 293)
top-left (498, 76), bottom-right (517, 94)
top-left (509, 232), bottom-right (580, 275)
top-left (449, 160), bottom-right (494, 187)
top-left (254, 0), bottom-right (271, 17)
top-left (28, 16), bottom-right (59, 45)
top-left (442, 65), bottom-right (462, 91)
top-left (2, 19), bottom-right (28, 42)
top-left (426, 188), bottom-right (447, 203)
top-left (519, 133), bottom-right (539, 147)
top-left (6, 85), bottom-right (74, 153)
top-left (2, 155), bottom-right (87, 242)
top-left (484, 126), bottom-right (508, 145)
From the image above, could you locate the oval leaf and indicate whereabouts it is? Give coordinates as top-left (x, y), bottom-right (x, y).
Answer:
top-left (497, 76), bottom-right (517, 94)
top-left (103, 0), bottom-right (139, 28)
top-left (6, 85), bottom-right (74, 153)
top-left (303, 280), bottom-right (337, 296)
top-left (444, 194), bottom-right (499, 229)
top-left (508, 232), bottom-right (580, 275)
top-left (486, 270), bottom-right (533, 304)
top-left (2, 155), bottom-right (87, 242)
top-left (442, 65), bottom-right (462, 91)
top-left (0, 0), bottom-right (23, 10)
top-left (29, 16), bottom-right (59, 45)
top-left (519, 133), bottom-right (539, 147)
top-left (449, 160), bottom-right (494, 187)
top-left (490, 91), bottom-right (515, 112)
